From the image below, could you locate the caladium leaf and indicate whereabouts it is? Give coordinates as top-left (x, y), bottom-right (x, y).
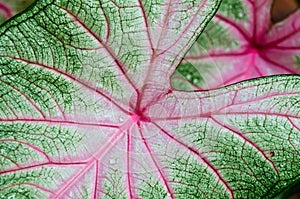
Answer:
top-left (174, 0), bottom-right (300, 90)
top-left (0, 0), bottom-right (299, 198)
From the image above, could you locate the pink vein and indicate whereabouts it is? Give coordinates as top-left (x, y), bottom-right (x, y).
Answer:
top-left (248, 0), bottom-right (257, 41)
top-left (127, 131), bottom-right (133, 199)
top-left (0, 78), bottom-right (46, 118)
top-left (270, 46), bottom-right (300, 50)
top-left (98, 0), bottom-right (111, 43)
top-left (259, 53), bottom-right (300, 74)
top-left (0, 95), bottom-right (18, 118)
top-left (152, 122), bottom-right (234, 199)
top-left (136, 0), bottom-right (174, 108)
top-left (215, 112), bottom-right (300, 121)
top-left (210, 117), bottom-right (279, 175)
top-left (215, 14), bottom-right (251, 42)
top-left (159, 0), bottom-right (209, 58)
top-left (16, 74), bottom-right (66, 117)
top-left (0, 161), bottom-right (87, 175)
top-left (155, 0), bottom-right (172, 52)
top-left (2, 56), bottom-right (129, 114)
top-left (264, 25), bottom-right (300, 48)
top-left (138, 0), bottom-right (210, 105)
top-left (36, 20), bottom-right (102, 51)
top-left (244, 51), bottom-right (262, 78)
top-left (287, 118), bottom-right (300, 155)
top-left (138, 123), bottom-right (175, 199)
top-left (184, 50), bottom-right (249, 60)
top-left (93, 160), bottom-right (99, 199)
top-left (58, 6), bottom-right (139, 93)
top-left (0, 153), bottom-right (19, 167)
top-left (53, 116), bottom-right (139, 198)
top-left (137, 0), bottom-right (155, 54)
top-left (0, 138), bottom-right (51, 161)
top-left (0, 2), bottom-right (12, 19)
top-left (152, 86), bottom-right (300, 121)
top-left (227, 92), bottom-right (300, 112)
top-left (0, 182), bottom-right (54, 194)
top-left (0, 118), bottom-right (119, 128)
top-left (288, 117), bottom-right (300, 132)
top-left (157, 99), bottom-right (300, 122)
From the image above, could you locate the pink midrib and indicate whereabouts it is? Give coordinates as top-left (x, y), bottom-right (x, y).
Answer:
top-left (52, 114), bottom-right (140, 198)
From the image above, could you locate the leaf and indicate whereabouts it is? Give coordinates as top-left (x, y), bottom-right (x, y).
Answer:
top-left (0, 0), bottom-right (299, 198)
top-left (174, 0), bottom-right (300, 90)
top-left (0, 0), bottom-right (35, 24)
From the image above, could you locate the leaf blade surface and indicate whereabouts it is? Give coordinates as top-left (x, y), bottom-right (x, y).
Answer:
top-left (0, 0), bottom-right (299, 198)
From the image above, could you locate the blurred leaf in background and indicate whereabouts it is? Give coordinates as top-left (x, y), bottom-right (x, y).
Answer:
top-left (173, 0), bottom-right (300, 91)
top-left (0, 0), bottom-right (35, 24)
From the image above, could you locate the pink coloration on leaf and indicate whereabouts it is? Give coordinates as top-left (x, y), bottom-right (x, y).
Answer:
top-left (0, 2), bottom-right (12, 19)
top-left (177, 0), bottom-right (300, 90)
top-left (0, 0), bottom-right (299, 199)
top-left (0, 0), bottom-right (36, 24)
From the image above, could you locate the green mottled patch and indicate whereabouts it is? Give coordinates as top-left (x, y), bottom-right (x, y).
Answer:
top-left (228, 115), bottom-right (300, 198)
top-left (0, 123), bottom-right (82, 170)
top-left (0, 166), bottom-right (81, 198)
top-left (1, 0), bottom-right (124, 100)
top-left (174, 62), bottom-right (204, 86)
top-left (0, 167), bottom-right (56, 199)
top-left (219, 0), bottom-right (248, 20)
top-left (99, 68), bottom-right (122, 95)
top-left (172, 60), bottom-right (220, 90)
top-left (144, 0), bottom-right (164, 26)
top-left (295, 56), bottom-right (300, 67)
top-left (0, 58), bottom-right (77, 117)
top-left (167, 152), bottom-right (230, 199)
top-left (0, 184), bottom-right (48, 199)
top-left (173, 120), bottom-right (206, 144)
top-left (138, 177), bottom-right (168, 199)
top-left (120, 49), bottom-right (143, 72)
top-left (197, 21), bottom-right (239, 50)
top-left (102, 170), bottom-right (126, 199)
top-left (170, 117), bottom-right (293, 198)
